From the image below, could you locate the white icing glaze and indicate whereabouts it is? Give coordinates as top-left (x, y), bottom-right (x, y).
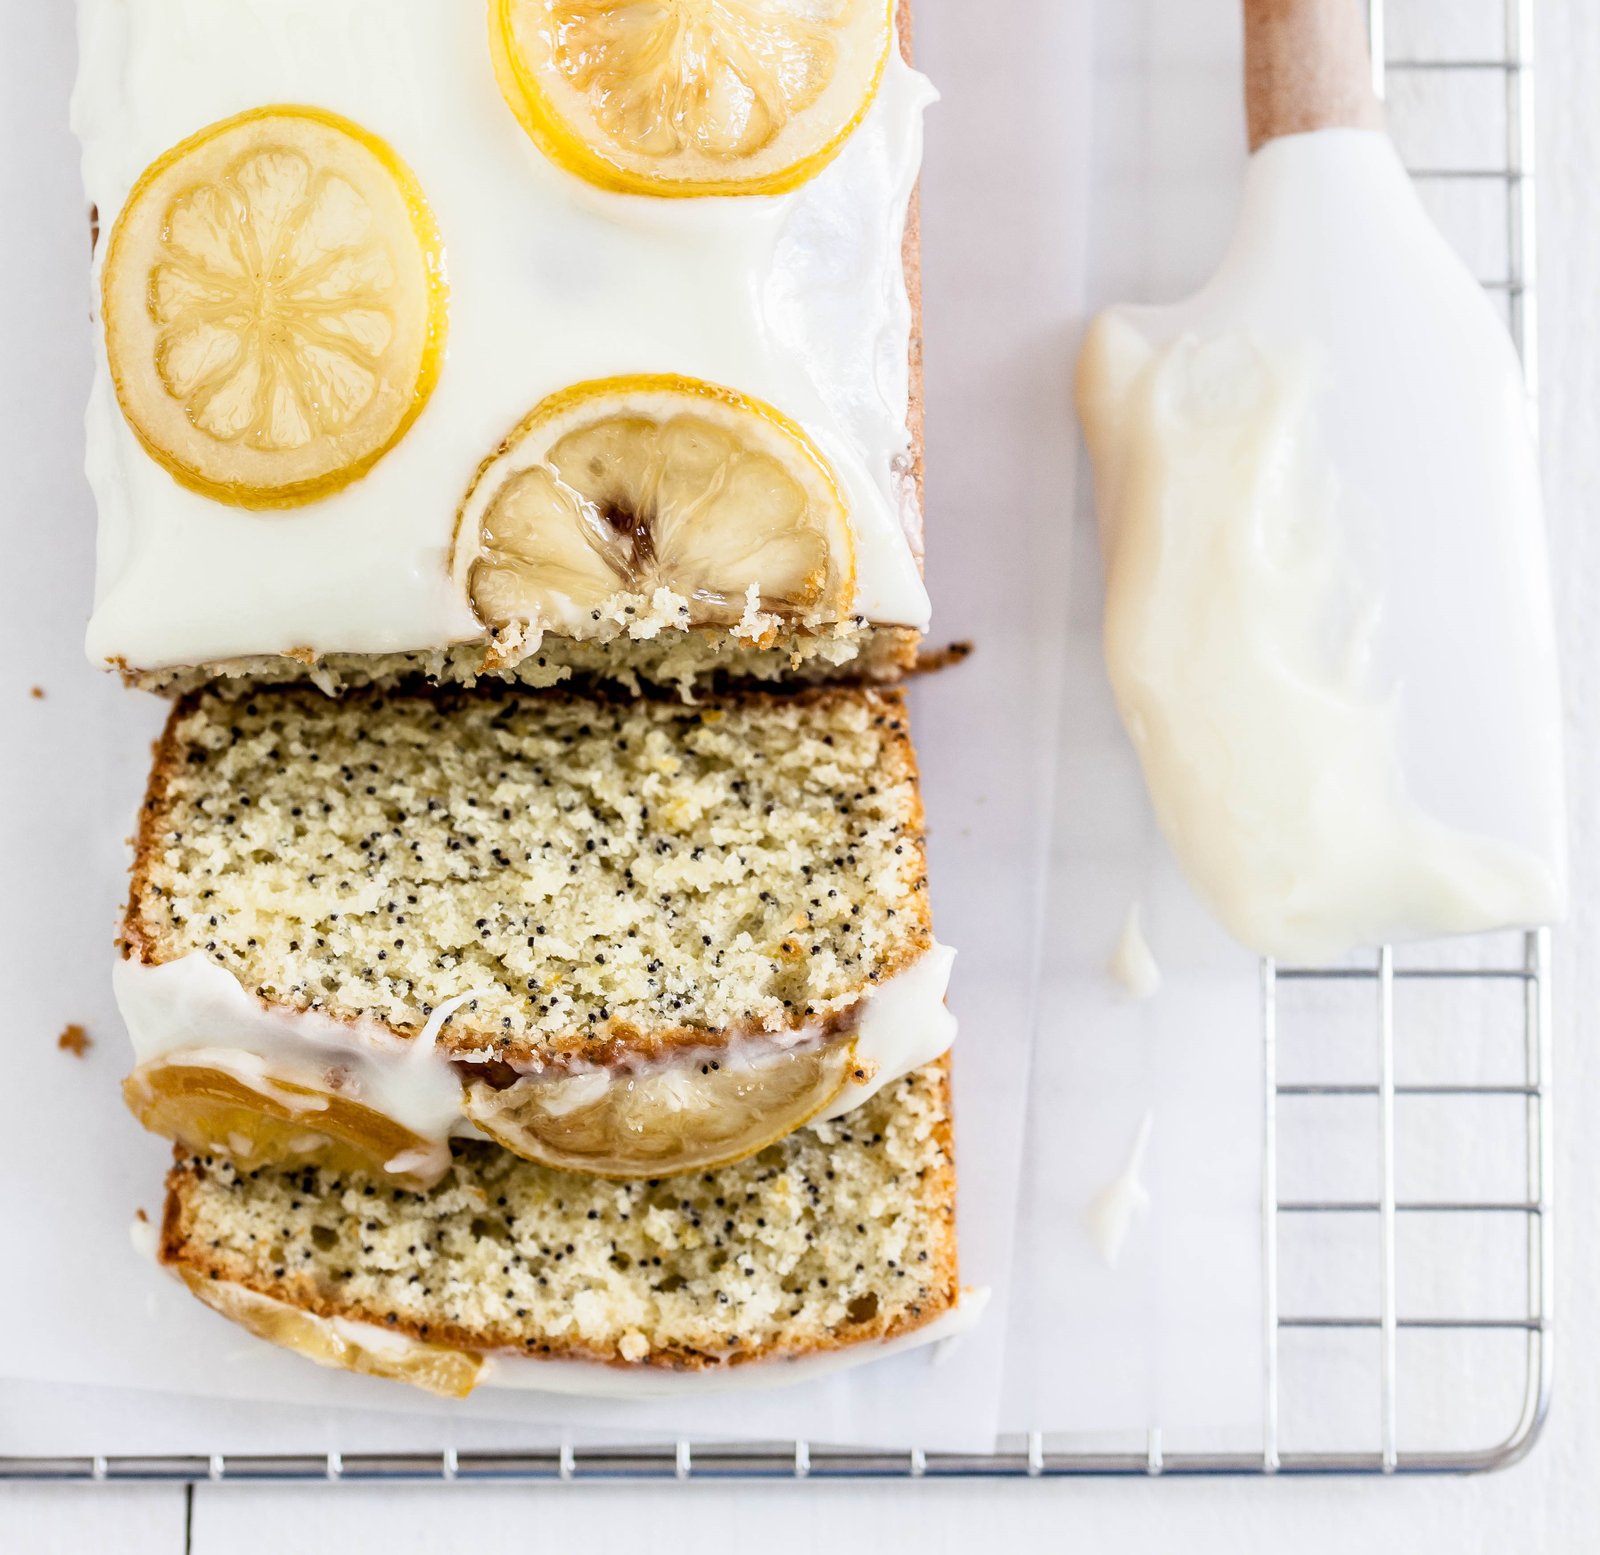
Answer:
top-left (1084, 1113), bottom-right (1152, 1270)
top-left (114, 955), bottom-right (471, 1154)
top-left (73, 0), bottom-right (934, 671)
top-left (1079, 130), bottom-right (1566, 963)
top-left (129, 1213), bottom-right (160, 1265)
top-left (114, 941), bottom-right (958, 1151)
top-left (1107, 903), bottom-right (1160, 1001)
top-left (819, 940), bottom-right (956, 1120)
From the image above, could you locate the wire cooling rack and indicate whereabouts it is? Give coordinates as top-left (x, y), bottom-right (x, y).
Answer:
top-left (1, 0), bottom-right (1552, 1484)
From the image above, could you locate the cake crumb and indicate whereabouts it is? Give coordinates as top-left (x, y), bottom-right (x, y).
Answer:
top-left (29, 686), bottom-right (45, 700)
top-left (57, 1024), bottom-right (92, 1058)
top-left (911, 641), bottom-right (974, 676)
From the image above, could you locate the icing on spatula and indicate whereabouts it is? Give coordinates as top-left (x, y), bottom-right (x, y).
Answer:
top-left (1076, 0), bottom-right (1565, 962)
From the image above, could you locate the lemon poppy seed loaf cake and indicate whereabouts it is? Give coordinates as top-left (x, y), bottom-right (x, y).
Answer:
top-left (120, 682), bottom-right (957, 1187)
top-left (79, 0), bottom-right (974, 1398)
top-left (77, 0), bottom-right (932, 698)
top-left (159, 1062), bottom-right (965, 1396)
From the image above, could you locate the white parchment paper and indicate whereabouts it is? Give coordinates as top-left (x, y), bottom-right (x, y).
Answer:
top-left (1000, 0), bottom-right (1269, 1440)
top-left (0, 0), bottom-right (1091, 1453)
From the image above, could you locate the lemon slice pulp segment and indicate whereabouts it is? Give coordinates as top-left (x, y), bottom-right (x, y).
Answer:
top-left (178, 1272), bottom-right (484, 1398)
top-left (102, 106), bottom-right (446, 509)
top-left (490, 0), bottom-right (895, 195)
top-left (461, 1036), bottom-right (858, 1179)
top-left (454, 374), bottom-right (854, 639)
top-left (124, 1059), bottom-right (450, 1190)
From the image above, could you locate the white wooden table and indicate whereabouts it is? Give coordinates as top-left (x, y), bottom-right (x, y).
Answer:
top-left (8, 1), bottom-right (1600, 1547)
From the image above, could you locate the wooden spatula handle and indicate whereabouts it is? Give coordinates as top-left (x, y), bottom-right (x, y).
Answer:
top-left (1243, 0), bottom-right (1384, 152)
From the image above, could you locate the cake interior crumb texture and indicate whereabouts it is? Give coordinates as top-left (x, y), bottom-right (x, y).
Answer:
top-left (163, 1063), bottom-right (958, 1369)
top-left (125, 682), bottom-right (933, 1064)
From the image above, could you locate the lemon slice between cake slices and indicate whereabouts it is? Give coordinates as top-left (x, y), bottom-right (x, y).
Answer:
top-left (489, 0), bottom-right (895, 196)
top-left (177, 1273), bottom-right (484, 1398)
top-left (124, 1060), bottom-right (448, 1191)
top-left (454, 375), bottom-right (855, 640)
top-left (461, 1037), bottom-right (860, 1179)
top-left (102, 106), bottom-right (446, 509)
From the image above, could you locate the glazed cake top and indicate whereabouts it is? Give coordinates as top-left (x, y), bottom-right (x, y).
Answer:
top-left (73, 0), bottom-right (934, 673)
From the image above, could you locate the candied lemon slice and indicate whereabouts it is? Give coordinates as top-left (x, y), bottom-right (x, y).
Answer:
top-left (102, 106), bottom-right (446, 508)
top-left (125, 1059), bottom-right (449, 1190)
top-left (461, 1037), bottom-right (858, 1179)
top-left (454, 374), bottom-right (855, 638)
top-left (490, 0), bottom-right (894, 195)
top-left (177, 1272), bottom-right (483, 1398)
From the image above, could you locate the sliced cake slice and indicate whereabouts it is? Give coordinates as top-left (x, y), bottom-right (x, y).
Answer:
top-left (120, 682), bottom-right (956, 1187)
top-left (159, 1063), bottom-right (967, 1396)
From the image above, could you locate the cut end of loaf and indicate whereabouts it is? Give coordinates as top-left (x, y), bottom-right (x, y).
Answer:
top-left (160, 1062), bottom-right (959, 1390)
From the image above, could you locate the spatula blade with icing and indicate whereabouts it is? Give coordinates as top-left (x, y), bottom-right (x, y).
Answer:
top-left (1076, 0), bottom-right (1564, 963)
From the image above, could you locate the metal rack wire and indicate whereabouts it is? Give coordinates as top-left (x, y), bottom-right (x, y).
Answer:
top-left (1, 0), bottom-right (1552, 1484)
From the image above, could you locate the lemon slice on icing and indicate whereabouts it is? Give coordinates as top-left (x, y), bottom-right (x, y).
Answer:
top-left (453, 374), bottom-right (855, 638)
top-left (489, 0), bottom-right (895, 195)
top-left (460, 1037), bottom-right (859, 1179)
top-left (124, 1059), bottom-right (449, 1190)
top-left (102, 106), bottom-right (446, 509)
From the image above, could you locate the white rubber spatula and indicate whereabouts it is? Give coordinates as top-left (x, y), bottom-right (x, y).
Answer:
top-left (1076, 0), bottom-right (1565, 963)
